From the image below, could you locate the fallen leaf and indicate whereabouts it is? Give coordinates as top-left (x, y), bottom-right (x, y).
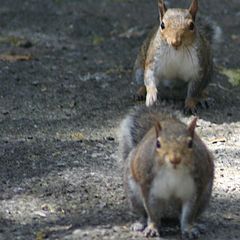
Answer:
top-left (36, 231), bottom-right (46, 240)
top-left (223, 213), bottom-right (234, 220)
top-left (119, 27), bottom-right (146, 38)
top-left (92, 35), bottom-right (104, 45)
top-left (69, 132), bottom-right (85, 141)
top-left (34, 210), bottom-right (47, 217)
top-left (231, 34), bottom-right (240, 43)
top-left (41, 203), bottom-right (55, 213)
top-left (220, 67), bottom-right (240, 86)
top-left (47, 225), bottom-right (72, 232)
top-left (41, 86), bottom-right (47, 92)
top-left (56, 132), bottom-right (85, 141)
top-left (0, 54), bottom-right (32, 62)
top-left (0, 36), bottom-right (33, 48)
top-left (209, 137), bottom-right (226, 144)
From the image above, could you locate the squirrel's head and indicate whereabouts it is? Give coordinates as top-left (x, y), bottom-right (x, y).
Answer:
top-left (154, 117), bottom-right (197, 169)
top-left (158, 0), bottom-right (198, 50)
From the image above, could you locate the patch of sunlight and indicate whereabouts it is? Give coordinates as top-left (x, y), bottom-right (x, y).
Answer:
top-left (0, 196), bottom-right (59, 223)
top-left (220, 67), bottom-right (240, 86)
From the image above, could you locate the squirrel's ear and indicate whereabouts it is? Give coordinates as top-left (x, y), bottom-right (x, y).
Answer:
top-left (158, 0), bottom-right (167, 21)
top-left (189, 0), bottom-right (198, 21)
top-left (155, 121), bottom-right (162, 137)
top-left (188, 117), bottom-right (198, 138)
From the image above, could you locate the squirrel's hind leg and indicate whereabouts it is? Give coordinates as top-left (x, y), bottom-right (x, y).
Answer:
top-left (142, 196), bottom-right (165, 237)
top-left (126, 177), bottom-right (148, 231)
top-left (133, 67), bottom-right (146, 101)
top-left (180, 200), bottom-right (207, 240)
top-left (135, 85), bottom-right (147, 101)
top-left (184, 87), bottom-right (214, 115)
top-left (132, 44), bottom-right (147, 101)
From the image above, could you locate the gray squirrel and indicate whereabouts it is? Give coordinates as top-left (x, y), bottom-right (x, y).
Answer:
top-left (133, 0), bottom-right (216, 114)
top-left (118, 107), bottom-right (214, 239)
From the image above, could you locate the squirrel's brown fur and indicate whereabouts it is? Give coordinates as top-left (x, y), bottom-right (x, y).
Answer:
top-left (133, 0), bottom-right (213, 114)
top-left (118, 106), bottom-right (214, 238)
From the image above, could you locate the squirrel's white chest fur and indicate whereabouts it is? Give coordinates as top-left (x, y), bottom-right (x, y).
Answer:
top-left (154, 44), bottom-right (200, 83)
top-left (150, 166), bottom-right (195, 201)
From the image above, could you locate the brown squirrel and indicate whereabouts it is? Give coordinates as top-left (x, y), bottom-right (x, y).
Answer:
top-left (133, 0), bottom-right (213, 114)
top-left (118, 107), bottom-right (214, 239)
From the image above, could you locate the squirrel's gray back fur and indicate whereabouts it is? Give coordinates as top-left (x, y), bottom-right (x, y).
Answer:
top-left (118, 106), bottom-right (172, 161)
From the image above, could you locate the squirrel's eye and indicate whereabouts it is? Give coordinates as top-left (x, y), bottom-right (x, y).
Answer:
top-left (188, 139), bottom-right (193, 148)
top-left (156, 139), bottom-right (161, 149)
top-left (160, 21), bottom-right (165, 30)
top-left (189, 22), bottom-right (194, 31)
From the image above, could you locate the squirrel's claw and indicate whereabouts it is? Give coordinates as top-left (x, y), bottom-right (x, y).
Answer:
top-left (184, 97), bottom-right (215, 115)
top-left (184, 97), bottom-right (199, 115)
top-left (183, 106), bottom-right (198, 116)
top-left (199, 97), bottom-right (215, 109)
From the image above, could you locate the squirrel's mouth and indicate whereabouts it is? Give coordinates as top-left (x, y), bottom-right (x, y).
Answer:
top-left (171, 43), bottom-right (182, 50)
top-left (165, 156), bottom-right (182, 169)
top-left (170, 157), bottom-right (181, 165)
top-left (166, 39), bottom-right (182, 50)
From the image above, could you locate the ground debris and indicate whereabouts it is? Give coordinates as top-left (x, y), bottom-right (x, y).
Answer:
top-left (0, 53), bottom-right (32, 62)
top-left (118, 26), bottom-right (146, 38)
top-left (208, 137), bottom-right (227, 144)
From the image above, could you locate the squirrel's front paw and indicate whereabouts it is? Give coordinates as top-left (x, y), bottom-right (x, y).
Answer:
top-left (181, 224), bottom-right (206, 240)
top-left (143, 224), bottom-right (160, 237)
top-left (146, 86), bottom-right (158, 107)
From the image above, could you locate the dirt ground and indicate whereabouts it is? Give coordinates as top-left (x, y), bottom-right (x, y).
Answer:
top-left (0, 0), bottom-right (239, 239)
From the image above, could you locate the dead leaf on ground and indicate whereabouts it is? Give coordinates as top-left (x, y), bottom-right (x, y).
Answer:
top-left (47, 225), bottom-right (72, 232)
top-left (219, 67), bottom-right (240, 86)
top-left (223, 213), bottom-right (235, 221)
top-left (119, 27), bottom-right (146, 38)
top-left (231, 34), bottom-right (240, 44)
top-left (35, 231), bottom-right (46, 240)
top-left (208, 137), bottom-right (226, 144)
top-left (0, 35), bottom-right (33, 48)
top-left (0, 54), bottom-right (32, 62)
top-left (56, 132), bottom-right (85, 141)
top-left (35, 225), bottom-right (72, 240)
top-left (34, 210), bottom-right (47, 217)
top-left (92, 35), bottom-right (104, 45)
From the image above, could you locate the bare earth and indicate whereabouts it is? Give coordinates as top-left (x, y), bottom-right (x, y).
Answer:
top-left (0, 0), bottom-right (239, 239)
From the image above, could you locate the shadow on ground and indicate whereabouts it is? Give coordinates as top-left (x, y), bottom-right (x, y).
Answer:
top-left (0, 0), bottom-right (239, 239)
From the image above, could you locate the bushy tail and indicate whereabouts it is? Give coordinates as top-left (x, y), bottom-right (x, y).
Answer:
top-left (118, 113), bottom-right (135, 162)
top-left (198, 17), bottom-right (222, 46)
top-left (118, 106), bottom-right (169, 162)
